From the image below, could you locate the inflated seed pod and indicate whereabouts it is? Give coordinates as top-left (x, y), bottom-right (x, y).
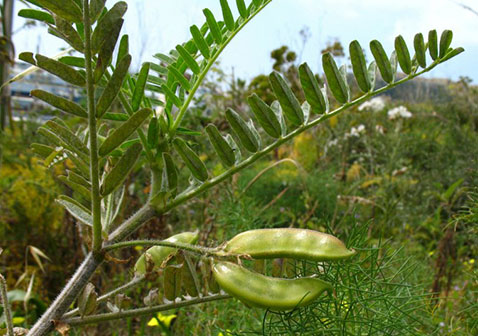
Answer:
top-left (224, 228), bottom-right (356, 261)
top-left (225, 108), bottom-right (259, 153)
top-left (205, 124), bottom-right (236, 167)
top-left (212, 261), bottom-right (332, 310)
top-left (134, 231), bottom-right (199, 274)
top-left (247, 94), bottom-right (282, 138)
top-left (269, 71), bottom-right (304, 126)
top-left (172, 138), bottom-right (208, 182)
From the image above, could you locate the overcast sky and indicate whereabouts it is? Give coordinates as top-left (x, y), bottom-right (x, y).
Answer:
top-left (12, 0), bottom-right (478, 83)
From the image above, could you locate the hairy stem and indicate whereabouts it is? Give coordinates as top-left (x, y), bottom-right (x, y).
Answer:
top-left (27, 254), bottom-right (103, 336)
top-left (104, 239), bottom-right (220, 256)
top-left (83, 0), bottom-right (102, 253)
top-left (0, 274), bottom-right (13, 336)
top-left (107, 202), bottom-right (157, 243)
top-left (62, 293), bottom-right (231, 326)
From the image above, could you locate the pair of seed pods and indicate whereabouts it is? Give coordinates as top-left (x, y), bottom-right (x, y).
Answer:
top-left (214, 228), bottom-right (355, 310)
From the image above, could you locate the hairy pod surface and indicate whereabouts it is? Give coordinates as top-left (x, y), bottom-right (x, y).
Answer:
top-left (173, 138), bottom-right (209, 182)
top-left (224, 228), bottom-right (356, 261)
top-left (212, 261), bottom-right (332, 310)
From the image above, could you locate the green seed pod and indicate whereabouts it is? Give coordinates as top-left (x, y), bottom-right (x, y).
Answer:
top-left (99, 107), bottom-right (151, 157)
top-left (428, 30), bottom-right (438, 60)
top-left (31, 89), bottom-right (87, 118)
top-left (101, 143), bottom-right (142, 196)
top-left (213, 261), bottom-right (332, 310)
top-left (205, 124), bottom-right (236, 167)
top-left (322, 52), bottom-right (349, 104)
top-left (176, 44), bottom-right (200, 75)
top-left (35, 0), bottom-right (83, 23)
top-left (91, 1), bottom-right (128, 54)
top-left (161, 152), bottom-right (178, 192)
top-left (439, 30), bottom-right (453, 58)
top-left (225, 108), bottom-right (259, 153)
top-left (394, 35), bottom-right (412, 75)
top-left (164, 265), bottom-right (183, 301)
top-left (203, 8), bottom-right (222, 44)
top-left (97, 54), bottom-right (132, 118)
top-left (78, 283), bottom-right (97, 317)
top-left (370, 40), bottom-right (393, 84)
top-left (298, 63), bottom-right (327, 113)
top-left (414, 33), bottom-right (427, 68)
top-left (35, 54), bottom-right (85, 86)
top-left (134, 231), bottom-right (199, 274)
top-left (190, 25), bottom-right (210, 59)
top-left (349, 40), bottom-right (372, 93)
top-left (269, 71), bottom-right (304, 126)
top-left (220, 0), bottom-right (235, 31)
top-left (247, 94), bottom-right (282, 138)
top-left (224, 228), bottom-right (356, 261)
top-left (172, 138), bottom-right (208, 182)
top-left (132, 62), bottom-right (150, 111)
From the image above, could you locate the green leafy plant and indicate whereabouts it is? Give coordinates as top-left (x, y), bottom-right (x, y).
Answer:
top-left (0, 0), bottom-right (464, 334)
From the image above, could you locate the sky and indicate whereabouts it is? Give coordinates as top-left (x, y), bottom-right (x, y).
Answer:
top-left (12, 0), bottom-right (478, 83)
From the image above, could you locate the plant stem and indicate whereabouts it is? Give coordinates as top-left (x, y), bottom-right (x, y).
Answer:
top-left (104, 239), bottom-right (220, 256)
top-left (0, 274), bottom-right (13, 336)
top-left (63, 275), bottom-right (146, 318)
top-left (83, 0), bottom-right (102, 254)
top-left (27, 253), bottom-right (103, 336)
top-left (107, 202), bottom-right (157, 242)
top-left (62, 293), bottom-right (231, 326)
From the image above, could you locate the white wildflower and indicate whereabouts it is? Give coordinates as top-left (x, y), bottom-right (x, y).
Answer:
top-left (348, 124), bottom-right (366, 137)
top-left (375, 125), bottom-right (384, 134)
top-left (387, 106), bottom-right (412, 120)
top-left (358, 97), bottom-right (385, 112)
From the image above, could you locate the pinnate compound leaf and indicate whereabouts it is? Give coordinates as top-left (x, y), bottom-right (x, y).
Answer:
top-left (247, 93), bottom-right (281, 138)
top-left (44, 120), bottom-right (89, 158)
top-left (205, 124), bottom-right (236, 167)
top-left (101, 143), bottom-right (142, 196)
top-left (99, 108), bottom-right (151, 157)
top-left (236, 0), bottom-right (248, 18)
top-left (168, 65), bottom-right (191, 91)
top-left (176, 44), bottom-right (200, 74)
top-left (370, 40), bottom-right (393, 84)
top-left (173, 138), bottom-right (208, 182)
top-left (96, 54), bottom-right (131, 118)
top-left (269, 71), bottom-right (303, 126)
top-left (440, 47), bottom-right (464, 63)
top-left (35, 54), bottom-right (85, 86)
top-left (349, 41), bottom-right (372, 93)
top-left (31, 89), bottom-right (87, 118)
top-left (91, 1), bottom-right (128, 54)
top-left (226, 108), bottom-right (259, 153)
top-left (394, 35), bottom-right (412, 75)
top-left (132, 62), bottom-right (150, 111)
top-left (322, 52), bottom-right (349, 104)
top-left (414, 33), bottom-right (427, 68)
